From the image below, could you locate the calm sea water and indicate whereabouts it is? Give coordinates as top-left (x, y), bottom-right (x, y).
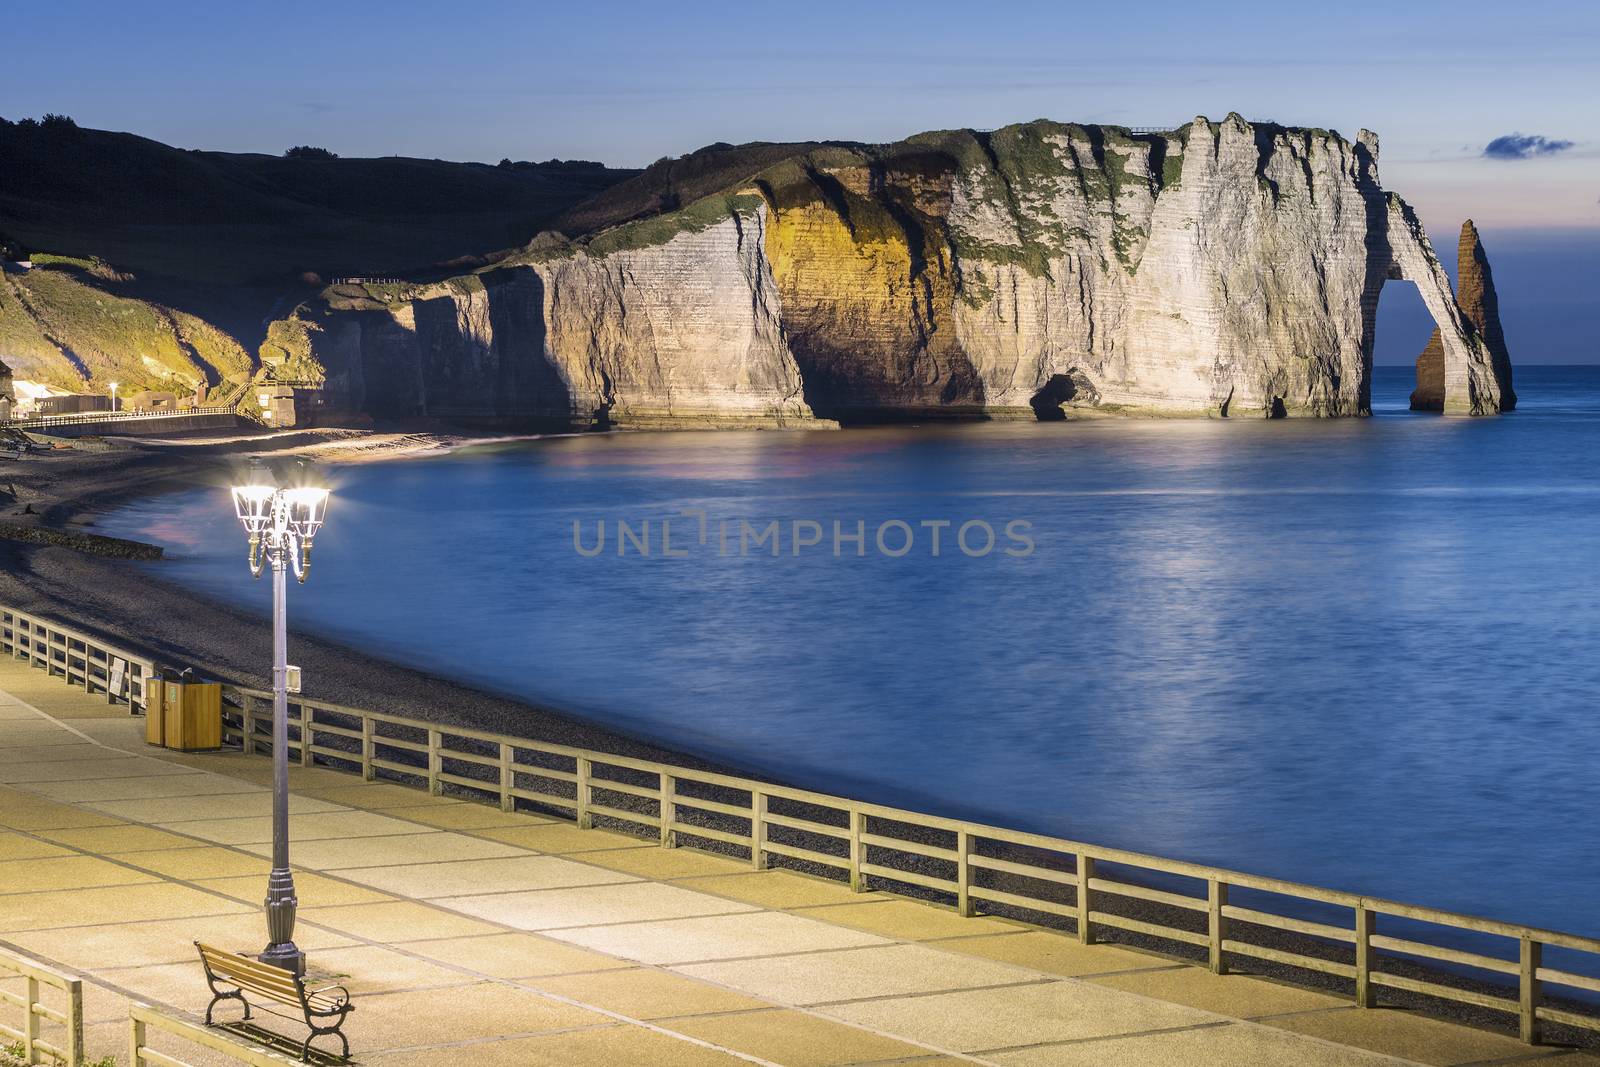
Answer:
top-left (104, 366), bottom-right (1600, 937)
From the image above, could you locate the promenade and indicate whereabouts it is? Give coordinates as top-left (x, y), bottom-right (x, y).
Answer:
top-left (0, 657), bottom-right (1585, 1066)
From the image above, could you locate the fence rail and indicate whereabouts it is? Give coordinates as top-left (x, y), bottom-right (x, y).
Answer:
top-left (220, 682), bottom-right (1600, 1046)
top-left (128, 1003), bottom-right (299, 1067)
top-left (0, 949), bottom-right (83, 1066)
top-left (7, 406), bottom-right (237, 430)
top-left (1, 607), bottom-right (152, 712)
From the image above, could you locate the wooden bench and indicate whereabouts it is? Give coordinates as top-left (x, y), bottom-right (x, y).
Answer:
top-left (195, 943), bottom-right (354, 1061)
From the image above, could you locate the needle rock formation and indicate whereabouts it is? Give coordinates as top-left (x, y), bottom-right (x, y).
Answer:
top-left (1411, 220), bottom-right (1516, 412)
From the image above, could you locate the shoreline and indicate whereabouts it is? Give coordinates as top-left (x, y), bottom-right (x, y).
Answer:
top-left (0, 425), bottom-right (745, 776)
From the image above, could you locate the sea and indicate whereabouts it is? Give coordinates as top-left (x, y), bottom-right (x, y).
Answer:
top-left (102, 365), bottom-right (1600, 941)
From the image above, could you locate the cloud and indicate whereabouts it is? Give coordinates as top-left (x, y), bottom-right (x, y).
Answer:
top-left (1483, 133), bottom-right (1575, 160)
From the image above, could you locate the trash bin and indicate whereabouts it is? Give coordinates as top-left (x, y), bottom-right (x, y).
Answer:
top-left (145, 673), bottom-right (222, 751)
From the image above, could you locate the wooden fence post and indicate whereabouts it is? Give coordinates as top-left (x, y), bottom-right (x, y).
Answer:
top-left (751, 792), bottom-right (767, 870)
top-left (660, 774), bottom-right (676, 847)
top-left (1077, 855), bottom-right (1096, 944)
top-left (576, 758), bottom-right (592, 828)
top-left (957, 830), bottom-right (973, 917)
top-left (499, 742), bottom-right (513, 812)
top-left (849, 809), bottom-right (865, 892)
top-left (1355, 905), bottom-right (1376, 1007)
top-left (1520, 937), bottom-right (1542, 1044)
top-left (65, 977), bottom-right (82, 1067)
top-left (128, 1014), bottom-right (145, 1067)
top-left (24, 974), bottom-right (38, 1063)
top-left (242, 696), bottom-right (256, 756)
top-left (299, 706), bottom-right (313, 767)
top-left (427, 730), bottom-right (442, 795)
top-left (1208, 878), bottom-right (1228, 974)
top-left (361, 717), bottom-right (375, 781)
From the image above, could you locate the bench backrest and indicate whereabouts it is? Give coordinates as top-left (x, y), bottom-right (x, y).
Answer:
top-left (196, 943), bottom-right (307, 1010)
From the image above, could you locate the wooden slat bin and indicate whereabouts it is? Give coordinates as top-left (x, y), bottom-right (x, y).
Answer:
top-left (146, 676), bottom-right (222, 751)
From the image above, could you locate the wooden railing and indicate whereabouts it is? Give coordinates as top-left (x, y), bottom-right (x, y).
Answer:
top-left (128, 1003), bottom-right (298, 1066)
top-left (8, 405), bottom-right (237, 430)
top-left (0, 607), bottom-right (152, 712)
top-left (0, 949), bottom-right (83, 1066)
top-left (222, 684), bottom-right (1600, 1046)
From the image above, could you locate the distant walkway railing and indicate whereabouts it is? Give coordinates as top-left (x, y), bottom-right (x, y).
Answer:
top-left (129, 1003), bottom-right (300, 1067)
top-left (1, 606), bottom-right (153, 711)
top-left (219, 682), bottom-right (1600, 1046)
top-left (0, 948), bottom-right (83, 1067)
top-left (3, 600), bottom-right (1598, 1047)
top-left (7, 405), bottom-right (237, 430)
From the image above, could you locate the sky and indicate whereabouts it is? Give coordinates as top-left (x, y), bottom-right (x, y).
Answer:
top-left (6, 0), bottom-right (1598, 359)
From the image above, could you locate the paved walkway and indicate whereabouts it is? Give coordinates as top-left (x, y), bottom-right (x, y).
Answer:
top-left (0, 658), bottom-right (1587, 1066)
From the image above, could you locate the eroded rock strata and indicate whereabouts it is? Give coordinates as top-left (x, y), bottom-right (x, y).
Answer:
top-left (1412, 220), bottom-right (1516, 412)
top-left (281, 114), bottom-right (1514, 426)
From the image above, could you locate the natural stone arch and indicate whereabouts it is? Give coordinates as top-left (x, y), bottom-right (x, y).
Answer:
top-left (1370, 198), bottom-right (1511, 415)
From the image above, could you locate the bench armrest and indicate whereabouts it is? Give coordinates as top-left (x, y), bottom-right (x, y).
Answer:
top-left (306, 983), bottom-right (351, 1010)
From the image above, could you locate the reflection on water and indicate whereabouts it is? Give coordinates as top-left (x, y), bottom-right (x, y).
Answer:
top-left (104, 367), bottom-right (1600, 935)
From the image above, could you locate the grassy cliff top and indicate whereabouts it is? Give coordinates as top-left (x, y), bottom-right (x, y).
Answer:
top-left (0, 119), bottom-right (638, 285)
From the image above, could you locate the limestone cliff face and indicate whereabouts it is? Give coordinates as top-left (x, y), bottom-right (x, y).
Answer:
top-left (285, 115), bottom-right (1513, 426)
top-left (295, 207), bottom-right (815, 427)
top-left (1412, 220), bottom-right (1516, 412)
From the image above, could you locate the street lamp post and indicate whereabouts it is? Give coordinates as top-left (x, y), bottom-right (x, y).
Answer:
top-left (108, 381), bottom-right (118, 412)
top-left (230, 466), bottom-right (329, 975)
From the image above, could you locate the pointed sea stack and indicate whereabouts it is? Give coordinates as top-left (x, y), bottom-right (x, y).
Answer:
top-left (1411, 221), bottom-right (1516, 411)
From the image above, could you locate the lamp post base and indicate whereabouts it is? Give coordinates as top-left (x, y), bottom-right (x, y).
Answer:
top-left (261, 868), bottom-right (303, 975)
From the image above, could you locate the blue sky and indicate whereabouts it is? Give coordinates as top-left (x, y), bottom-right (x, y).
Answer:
top-left (7, 0), bottom-right (1598, 359)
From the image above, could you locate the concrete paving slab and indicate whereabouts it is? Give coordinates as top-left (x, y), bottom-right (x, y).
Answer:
top-left (985, 1021), bottom-right (1420, 1067)
top-left (934, 930), bottom-right (1170, 977)
top-left (551, 910), bottom-right (889, 966)
top-left (795, 899), bottom-right (1023, 941)
top-left (0, 756), bottom-right (198, 783)
top-left (35, 824), bottom-right (203, 853)
top-left (194, 872), bottom-right (396, 908)
top-left (0, 743), bottom-right (105, 764)
top-left (295, 783), bottom-right (455, 809)
top-left (530, 967), bottom-right (771, 1020)
top-left (1263, 1006), bottom-right (1542, 1066)
top-left (439, 881), bottom-right (760, 931)
top-left (664, 1007), bottom-right (942, 1067)
top-left (298, 900), bottom-right (504, 942)
top-left (117, 846), bottom-right (274, 880)
top-left (0, 853), bottom-right (160, 893)
top-left (162, 809), bottom-right (432, 845)
top-left (362, 1023), bottom-right (751, 1066)
top-left (674, 942), bottom-right (1046, 1006)
top-left (670, 870), bottom-right (892, 910)
top-left (91, 792), bottom-right (340, 822)
top-left (1089, 965), bottom-right (1352, 1019)
top-left (375, 803), bottom-right (558, 831)
top-left (339, 854), bottom-right (639, 898)
top-left (580, 846), bottom-right (755, 881)
top-left (394, 932), bottom-right (635, 979)
top-left (302, 944), bottom-right (482, 994)
top-left (820, 980), bottom-right (1222, 1052)
top-left (8, 912), bottom-right (357, 970)
top-left (0, 881), bottom-right (254, 932)
top-left (471, 823), bottom-right (656, 853)
top-left (24, 773), bottom-right (265, 803)
top-left (0, 830), bottom-right (75, 860)
top-left (241, 830), bottom-right (529, 870)
top-left (0, 801), bottom-right (124, 830)
top-left (337, 980), bottom-right (611, 1049)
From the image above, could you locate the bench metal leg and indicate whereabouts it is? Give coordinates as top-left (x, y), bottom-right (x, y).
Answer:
top-left (205, 989), bottom-right (250, 1025)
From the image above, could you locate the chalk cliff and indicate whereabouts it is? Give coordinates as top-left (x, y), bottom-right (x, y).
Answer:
top-left (282, 114), bottom-right (1514, 425)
